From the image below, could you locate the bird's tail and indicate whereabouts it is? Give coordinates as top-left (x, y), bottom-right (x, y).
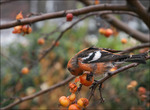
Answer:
top-left (124, 50), bottom-right (149, 64)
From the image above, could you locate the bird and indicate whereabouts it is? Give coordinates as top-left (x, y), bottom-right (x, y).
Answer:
top-left (67, 47), bottom-right (149, 76)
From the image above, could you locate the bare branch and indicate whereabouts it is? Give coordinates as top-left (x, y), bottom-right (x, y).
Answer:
top-left (78, 0), bottom-right (149, 43)
top-left (126, 0), bottom-right (150, 29)
top-left (0, 75), bottom-right (75, 110)
top-left (102, 14), bottom-right (150, 42)
top-left (0, 0), bottom-right (17, 5)
top-left (120, 43), bottom-right (150, 54)
top-left (0, 4), bottom-right (130, 29)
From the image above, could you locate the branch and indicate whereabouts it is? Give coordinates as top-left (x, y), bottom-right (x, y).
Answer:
top-left (126, 0), bottom-right (150, 29)
top-left (78, 0), bottom-right (150, 43)
top-left (120, 43), bottom-right (150, 54)
top-left (0, 0), bottom-right (17, 5)
top-left (102, 14), bottom-right (150, 42)
top-left (100, 11), bottom-right (138, 17)
top-left (0, 75), bottom-right (75, 110)
top-left (88, 56), bottom-right (150, 101)
top-left (0, 4), bottom-right (131, 29)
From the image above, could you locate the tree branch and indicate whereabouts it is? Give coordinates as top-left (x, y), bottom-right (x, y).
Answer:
top-left (102, 14), bottom-right (150, 42)
top-left (0, 0), bottom-right (17, 5)
top-left (78, 0), bottom-right (150, 43)
top-left (120, 43), bottom-right (150, 54)
top-left (126, 0), bottom-right (150, 29)
top-left (0, 4), bottom-right (131, 29)
top-left (0, 75), bottom-right (75, 110)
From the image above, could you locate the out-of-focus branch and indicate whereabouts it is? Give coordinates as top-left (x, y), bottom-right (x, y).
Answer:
top-left (0, 75), bottom-right (75, 110)
top-left (126, 0), bottom-right (150, 29)
top-left (78, 0), bottom-right (150, 43)
top-left (0, 51), bottom-right (20, 74)
top-left (0, 0), bottom-right (17, 5)
top-left (100, 11), bottom-right (138, 17)
top-left (0, 4), bottom-right (130, 29)
top-left (120, 43), bottom-right (150, 54)
top-left (88, 56), bottom-right (150, 101)
top-left (102, 14), bottom-right (150, 42)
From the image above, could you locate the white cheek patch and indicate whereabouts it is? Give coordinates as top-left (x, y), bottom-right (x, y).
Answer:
top-left (89, 50), bottom-right (101, 62)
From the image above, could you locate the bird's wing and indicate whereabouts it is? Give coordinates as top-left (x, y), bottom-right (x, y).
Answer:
top-left (102, 48), bottom-right (122, 53)
top-left (78, 47), bottom-right (129, 63)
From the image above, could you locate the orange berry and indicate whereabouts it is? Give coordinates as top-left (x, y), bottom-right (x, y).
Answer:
top-left (138, 87), bottom-right (146, 95)
top-left (146, 102), bottom-right (150, 108)
top-left (95, 0), bottom-right (100, 5)
top-left (68, 93), bottom-right (76, 102)
top-left (38, 38), bottom-right (45, 45)
top-left (130, 80), bottom-right (138, 87)
top-left (28, 27), bottom-right (32, 33)
top-left (77, 98), bottom-right (89, 108)
top-left (75, 77), bottom-right (80, 83)
top-left (59, 96), bottom-right (70, 107)
top-left (104, 28), bottom-right (113, 37)
top-left (98, 28), bottom-right (106, 35)
top-left (121, 38), bottom-right (127, 44)
top-left (12, 25), bottom-right (23, 34)
top-left (66, 13), bottom-right (73, 21)
top-left (69, 83), bottom-right (78, 93)
top-left (16, 11), bottom-right (23, 20)
top-left (55, 41), bottom-right (59, 46)
top-left (126, 84), bottom-right (134, 91)
top-left (110, 66), bottom-right (117, 72)
top-left (79, 73), bottom-right (94, 86)
top-left (68, 104), bottom-right (81, 110)
top-left (53, 41), bottom-right (59, 46)
top-left (21, 67), bottom-right (29, 74)
top-left (22, 25), bottom-right (32, 35)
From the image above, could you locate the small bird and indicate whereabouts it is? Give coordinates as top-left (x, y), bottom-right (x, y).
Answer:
top-left (67, 47), bottom-right (148, 76)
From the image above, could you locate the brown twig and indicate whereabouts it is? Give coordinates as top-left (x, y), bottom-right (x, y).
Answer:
top-left (0, 4), bottom-right (131, 29)
top-left (120, 43), bottom-right (150, 54)
top-left (100, 11), bottom-right (138, 17)
top-left (0, 0), bottom-right (17, 5)
top-left (0, 75), bottom-right (75, 110)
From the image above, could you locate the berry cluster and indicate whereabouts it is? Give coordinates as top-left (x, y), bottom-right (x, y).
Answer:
top-left (98, 28), bottom-right (128, 44)
top-left (12, 11), bottom-right (32, 36)
top-left (127, 81), bottom-right (149, 103)
top-left (59, 72), bottom-right (94, 109)
top-left (98, 28), bottom-right (113, 37)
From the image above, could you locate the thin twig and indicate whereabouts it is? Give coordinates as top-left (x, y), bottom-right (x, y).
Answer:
top-left (120, 43), bottom-right (150, 54)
